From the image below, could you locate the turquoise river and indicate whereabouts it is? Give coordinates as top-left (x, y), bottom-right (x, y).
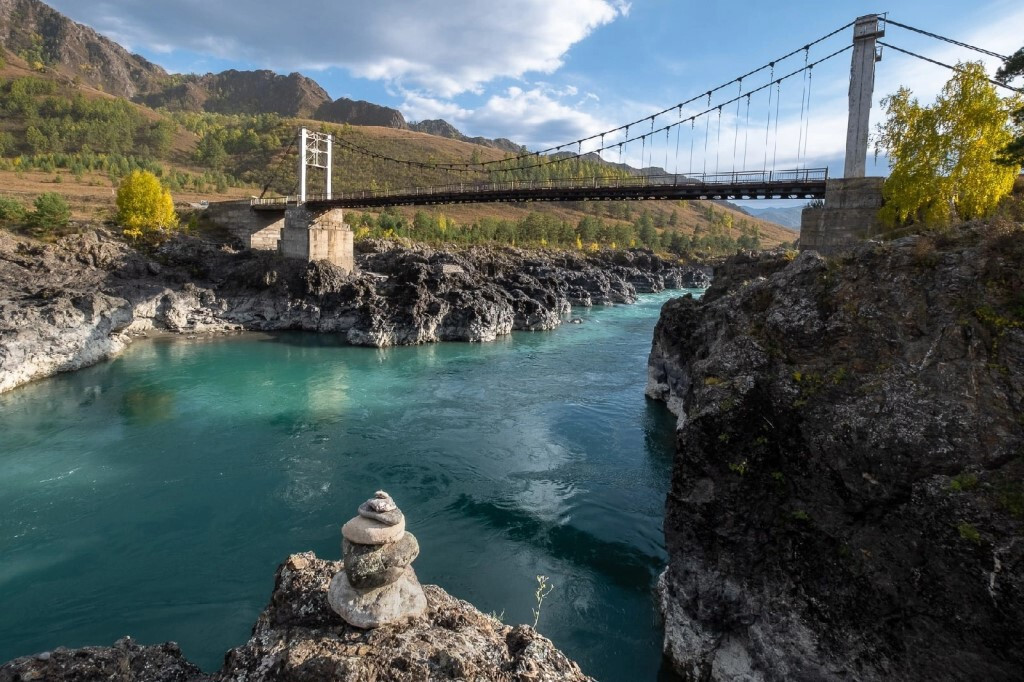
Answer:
top-left (0, 289), bottom-right (698, 681)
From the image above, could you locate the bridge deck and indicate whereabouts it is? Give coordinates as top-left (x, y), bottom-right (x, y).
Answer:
top-left (250, 168), bottom-right (827, 211)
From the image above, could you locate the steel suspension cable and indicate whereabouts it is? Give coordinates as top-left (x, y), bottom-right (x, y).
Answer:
top-left (330, 43), bottom-right (852, 182)
top-left (878, 42), bottom-right (1023, 92)
top-left (714, 106), bottom-right (723, 175)
top-left (259, 131), bottom-right (298, 199)
top-left (884, 19), bottom-right (1009, 61)
top-left (504, 43), bottom-right (850, 179)
top-left (329, 21), bottom-right (856, 172)
top-left (648, 116), bottom-right (656, 169)
top-left (664, 127), bottom-right (670, 173)
top-left (802, 68), bottom-right (814, 162)
top-left (688, 118), bottom-right (695, 175)
top-left (601, 45), bottom-right (849, 165)
top-left (743, 94), bottom-right (751, 170)
top-left (732, 78), bottom-right (742, 171)
top-left (674, 107), bottom-right (682, 175)
top-left (702, 111), bottom-right (711, 176)
top-left (771, 80), bottom-right (781, 173)
top-left (796, 49), bottom-right (809, 167)
top-left (763, 64), bottom-right (774, 171)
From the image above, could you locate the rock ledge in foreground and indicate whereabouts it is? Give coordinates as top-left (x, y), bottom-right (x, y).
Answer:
top-left (0, 552), bottom-right (594, 682)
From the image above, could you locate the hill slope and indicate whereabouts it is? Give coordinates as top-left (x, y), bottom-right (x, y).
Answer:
top-left (735, 204), bottom-right (805, 230)
top-left (0, 0), bottom-right (499, 140)
top-left (0, 1), bottom-right (796, 253)
top-left (0, 0), bottom-right (168, 96)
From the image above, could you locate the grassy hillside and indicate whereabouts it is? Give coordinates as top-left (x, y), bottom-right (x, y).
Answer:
top-left (0, 46), bottom-right (796, 253)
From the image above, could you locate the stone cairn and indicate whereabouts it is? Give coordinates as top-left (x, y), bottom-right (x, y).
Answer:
top-left (327, 491), bottom-right (427, 628)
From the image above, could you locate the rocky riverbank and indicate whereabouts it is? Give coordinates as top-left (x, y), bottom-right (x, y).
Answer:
top-left (0, 552), bottom-right (593, 681)
top-left (0, 229), bottom-right (708, 393)
top-left (646, 227), bottom-right (1024, 680)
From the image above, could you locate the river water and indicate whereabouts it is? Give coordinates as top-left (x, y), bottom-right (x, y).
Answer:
top-left (0, 290), bottom-right (696, 680)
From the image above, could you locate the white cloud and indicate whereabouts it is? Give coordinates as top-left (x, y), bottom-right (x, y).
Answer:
top-left (402, 83), bottom-right (618, 149)
top-left (47, 0), bottom-right (628, 98)
top-left (401, 92), bottom-right (472, 122)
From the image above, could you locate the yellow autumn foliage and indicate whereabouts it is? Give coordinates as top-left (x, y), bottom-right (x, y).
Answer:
top-left (875, 62), bottom-right (1022, 227)
top-left (117, 170), bottom-right (179, 241)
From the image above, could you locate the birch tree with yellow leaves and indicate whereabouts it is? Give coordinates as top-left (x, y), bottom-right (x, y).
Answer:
top-left (875, 62), bottom-right (1022, 227)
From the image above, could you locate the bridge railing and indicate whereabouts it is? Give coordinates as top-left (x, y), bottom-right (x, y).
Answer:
top-left (254, 167), bottom-right (827, 206)
top-left (250, 196), bottom-right (296, 207)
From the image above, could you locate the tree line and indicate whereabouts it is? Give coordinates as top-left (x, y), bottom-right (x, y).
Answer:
top-left (350, 206), bottom-right (762, 257)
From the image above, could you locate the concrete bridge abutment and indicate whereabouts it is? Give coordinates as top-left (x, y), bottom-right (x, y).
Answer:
top-left (279, 206), bottom-right (355, 273)
top-left (205, 201), bottom-right (284, 249)
top-left (799, 177), bottom-right (884, 255)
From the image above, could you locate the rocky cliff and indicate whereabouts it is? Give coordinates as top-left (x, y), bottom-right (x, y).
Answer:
top-left (317, 97), bottom-right (408, 128)
top-left (0, 0), bottom-right (540, 152)
top-left (646, 229), bottom-right (1024, 680)
top-left (0, 0), bottom-right (169, 97)
top-left (139, 70), bottom-right (332, 119)
top-left (409, 119), bottom-right (526, 154)
top-left (0, 552), bottom-right (593, 681)
top-left (0, 229), bottom-right (707, 393)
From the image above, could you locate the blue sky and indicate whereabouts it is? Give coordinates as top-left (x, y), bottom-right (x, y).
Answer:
top-left (46, 0), bottom-right (1024, 179)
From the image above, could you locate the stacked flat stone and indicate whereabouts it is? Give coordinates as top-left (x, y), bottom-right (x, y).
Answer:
top-left (327, 491), bottom-right (427, 628)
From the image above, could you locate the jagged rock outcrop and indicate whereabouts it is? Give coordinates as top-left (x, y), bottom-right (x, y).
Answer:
top-left (646, 230), bottom-right (1024, 680)
top-left (140, 70), bottom-right (331, 119)
top-left (409, 119), bottom-right (526, 154)
top-left (0, 552), bottom-right (594, 681)
top-left (407, 119), bottom-right (463, 139)
top-left (317, 97), bottom-right (407, 128)
top-left (0, 230), bottom-right (140, 392)
top-left (0, 0), bottom-right (169, 97)
top-left (0, 230), bottom-right (705, 393)
top-left (0, 1), bottom-right (410, 128)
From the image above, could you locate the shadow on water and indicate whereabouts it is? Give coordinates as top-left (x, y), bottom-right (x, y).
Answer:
top-left (644, 384), bottom-right (687, 682)
top-left (448, 493), bottom-right (664, 592)
top-left (642, 400), bottom-right (679, 472)
top-left (254, 331), bottom-right (351, 348)
top-left (658, 658), bottom-right (685, 681)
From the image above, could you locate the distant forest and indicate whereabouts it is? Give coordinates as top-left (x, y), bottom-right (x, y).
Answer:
top-left (351, 201), bottom-right (763, 255)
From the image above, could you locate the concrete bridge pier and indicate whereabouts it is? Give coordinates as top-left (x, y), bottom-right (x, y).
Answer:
top-left (799, 178), bottom-right (884, 254)
top-left (279, 206), bottom-right (355, 272)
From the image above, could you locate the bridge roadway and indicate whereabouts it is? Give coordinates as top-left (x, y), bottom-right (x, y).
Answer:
top-left (251, 168), bottom-right (827, 211)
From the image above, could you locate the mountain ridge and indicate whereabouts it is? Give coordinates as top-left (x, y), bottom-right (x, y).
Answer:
top-left (0, 0), bottom-right (516, 149)
top-left (732, 204), bottom-right (805, 230)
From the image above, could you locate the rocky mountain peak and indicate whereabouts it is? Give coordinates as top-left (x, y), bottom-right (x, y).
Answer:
top-left (0, 0), bottom-right (169, 97)
top-left (316, 97), bottom-right (408, 128)
top-left (140, 69), bottom-right (332, 118)
top-left (0, 0), bottom-right (529, 154)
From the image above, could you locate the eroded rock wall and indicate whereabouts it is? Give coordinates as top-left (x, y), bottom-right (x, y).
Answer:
top-left (647, 232), bottom-right (1024, 680)
top-left (0, 230), bottom-right (707, 393)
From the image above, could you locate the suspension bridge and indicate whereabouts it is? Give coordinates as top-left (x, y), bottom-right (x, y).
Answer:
top-left (205, 14), bottom-right (1021, 268)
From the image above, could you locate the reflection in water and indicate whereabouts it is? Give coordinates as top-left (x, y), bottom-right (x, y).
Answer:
top-left (120, 388), bottom-right (175, 424)
top-left (0, 290), bottom-right (697, 681)
top-left (448, 493), bottom-right (664, 590)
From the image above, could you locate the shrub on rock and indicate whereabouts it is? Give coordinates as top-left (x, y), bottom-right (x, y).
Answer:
top-left (0, 197), bottom-right (27, 222)
top-left (27, 192), bottom-right (71, 236)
